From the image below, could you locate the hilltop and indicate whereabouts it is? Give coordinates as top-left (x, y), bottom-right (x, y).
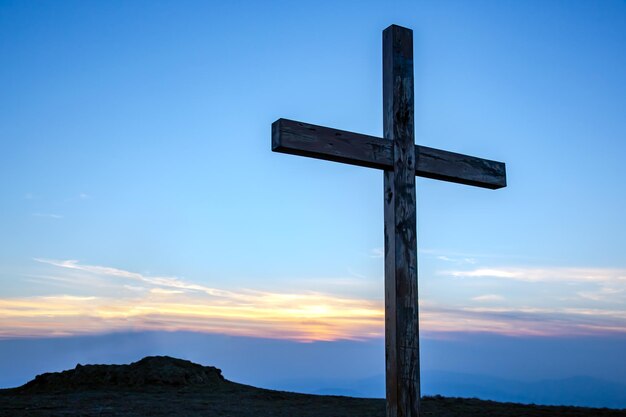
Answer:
top-left (1, 356), bottom-right (625, 417)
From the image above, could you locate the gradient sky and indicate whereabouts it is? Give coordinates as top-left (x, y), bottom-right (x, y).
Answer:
top-left (1, 0), bottom-right (626, 404)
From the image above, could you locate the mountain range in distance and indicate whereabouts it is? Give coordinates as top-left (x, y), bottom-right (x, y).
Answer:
top-left (1, 356), bottom-right (626, 417)
top-left (270, 370), bottom-right (626, 409)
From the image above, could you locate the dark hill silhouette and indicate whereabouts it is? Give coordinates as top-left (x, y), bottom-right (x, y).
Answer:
top-left (16, 356), bottom-right (225, 392)
top-left (1, 356), bottom-right (626, 417)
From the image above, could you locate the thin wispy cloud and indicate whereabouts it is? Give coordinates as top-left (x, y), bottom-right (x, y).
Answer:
top-left (446, 266), bottom-right (626, 284)
top-left (576, 287), bottom-right (624, 302)
top-left (436, 255), bottom-right (477, 265)
top-left (372, 248), bottom-right (480, 263)
top-left (0, 292), bottom-right (384, 340)
top-left (471, 294), bottom-right (505, 302)
top-left (1, 260), bottom-right (624, 340)
top-left (64, 193), bottom-right (90, 202)
top-left (14, 259), bottom-right (386, 341)
top-left (31, 213), bottom-right (63, 219)
top-left (34, 258), bottom-right (238, 298)
top-left (421, 303), bottom-right (626, 337)
top-left (443, 266), bottom-right (626, 306)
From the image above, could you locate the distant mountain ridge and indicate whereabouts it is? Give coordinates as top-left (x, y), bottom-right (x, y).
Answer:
top-left (14, 355), bottom-right (626, 408)
top-left (425, 371), bottom-right (626, 409)
top-left (267, 370), bottom-right (626, 409)
top-left (2, 356), bottom-right (626, 417)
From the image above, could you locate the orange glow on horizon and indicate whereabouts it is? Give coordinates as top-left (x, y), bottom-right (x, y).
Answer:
top-left (2, 292), bottom-right (625, 341)
top-left (3, 259), bottom-right (624, 341)
top-left (0, 292), bottom-right (385, 342)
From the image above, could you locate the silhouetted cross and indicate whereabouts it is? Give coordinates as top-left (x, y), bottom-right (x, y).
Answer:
top-left (271, 24), bottom-right (506, 417)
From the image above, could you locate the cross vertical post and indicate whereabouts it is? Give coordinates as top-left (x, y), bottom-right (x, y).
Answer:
top-left (383, 25), bottom-right (420, 417)
top-left (272, 22), bottom-right (506, 417)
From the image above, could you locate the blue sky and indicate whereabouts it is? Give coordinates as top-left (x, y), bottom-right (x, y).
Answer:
top-left (1, 0), bottom-right (626, 406)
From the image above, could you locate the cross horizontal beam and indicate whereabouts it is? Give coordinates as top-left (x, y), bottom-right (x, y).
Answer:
top-left (272, 118), bottom-right (506, 190)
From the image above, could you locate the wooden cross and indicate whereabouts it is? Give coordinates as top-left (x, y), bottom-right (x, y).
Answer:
top-left (271, 24), bottom-right (506, 417)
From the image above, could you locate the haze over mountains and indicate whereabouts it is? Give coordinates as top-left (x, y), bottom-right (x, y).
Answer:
top-left (279, 371), bottom-right (626, 409)
top-left (2, 331), bottom-right (625, 409)
top-left (2, 355), bottom-right (625, 417)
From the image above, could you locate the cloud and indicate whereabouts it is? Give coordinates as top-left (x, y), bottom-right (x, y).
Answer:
top-left (0, 291), bottom-right (384, 341)
top-left (150, 288), bottom-right (185, 295)
top-left (436, 255), bottom-right (478, 265)
top-left (1, 260), bottom-right (624, 341)
top-left (445, 266), bottom-right (626, 284)
top-left (576, 286), bottom-right (624, 302)
top-left (370, 248), bottom-right (384, 259)
top-left (32, 213), bottom-right (63, 219)
top-left (472, 294), bottom-right (505, 302)
top-left (444, 265), bottom-right (626, 306)
top-left (421, 303), bottom-right (626, 337)
top-left (9, 259), bottom-right (386, 342)
top-left (437, 256), bottom-right (455, 262)
top-left (34, 258), bottom-right (237, 298)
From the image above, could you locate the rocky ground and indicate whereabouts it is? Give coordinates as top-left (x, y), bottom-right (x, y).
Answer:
top-left (1, 356), bottom-right (625, 417)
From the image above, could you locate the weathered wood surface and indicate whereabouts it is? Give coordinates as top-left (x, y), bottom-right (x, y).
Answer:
top-left (383, 24), bottom-right (420, 417)
top-left (415, 145), bottom-right (506, 189)
top-left (272, 118), bottom-right (391, 170)
top-left (271, 22), bottom-right (508, 417)
top-left (272, 118), bottom-right (506, 190)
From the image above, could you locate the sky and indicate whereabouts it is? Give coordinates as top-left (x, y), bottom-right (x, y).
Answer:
top-left (1, 0), bottom-right (626, 407)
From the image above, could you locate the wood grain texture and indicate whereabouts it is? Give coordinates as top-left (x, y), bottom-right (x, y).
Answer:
top-left (383, 24), bottom-right (420, 417)
top-left (272, 118), bottom-right (392, 170)
top-left (416, 146), bottom-right (506, 189)
top-left (272, 119), bottom-right (506, 190)
top-left (270, 22), bottom-right (508, 417)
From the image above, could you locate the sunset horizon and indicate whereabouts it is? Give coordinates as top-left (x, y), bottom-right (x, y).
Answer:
top-left (1, 0), bottom-right (625, 410)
